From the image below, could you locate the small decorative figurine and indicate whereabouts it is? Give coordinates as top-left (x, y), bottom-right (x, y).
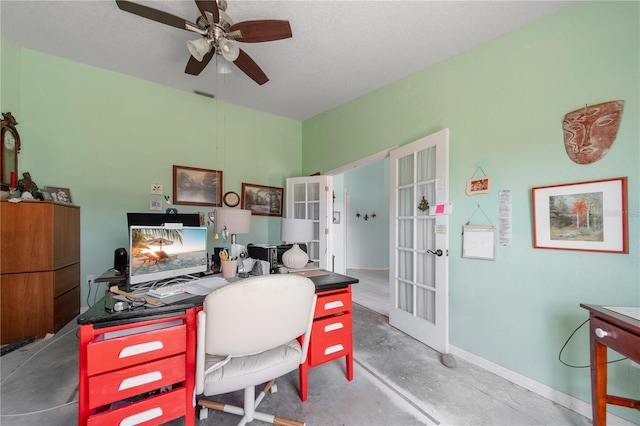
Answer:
top-left (17, 172), bottom-right (43, 200)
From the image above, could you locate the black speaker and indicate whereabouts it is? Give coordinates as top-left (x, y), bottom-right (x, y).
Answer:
top-left (114, 248), bottom-right (128, 274)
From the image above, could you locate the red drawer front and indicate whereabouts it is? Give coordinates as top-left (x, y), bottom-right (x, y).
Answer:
top-left (309, 314), bottom-right (352, 366)
top-left (88, 354), bottom-right (186, 409)
top-left (87, 387), bottom-right (186, 426)
top-left (314, 290), bottom-right (351, 319)
top-left (87, 324), bottom-right (186, 376)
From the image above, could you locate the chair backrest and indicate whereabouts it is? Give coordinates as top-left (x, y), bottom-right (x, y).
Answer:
top-left (202, 274), bottom-right (316, 356)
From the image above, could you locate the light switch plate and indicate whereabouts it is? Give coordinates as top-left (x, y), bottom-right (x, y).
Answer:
top-left (151, 184), bottom-right (163, 195)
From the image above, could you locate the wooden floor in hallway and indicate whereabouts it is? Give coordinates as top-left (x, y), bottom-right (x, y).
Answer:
top-left (347, 268), bottom-right (389, 316)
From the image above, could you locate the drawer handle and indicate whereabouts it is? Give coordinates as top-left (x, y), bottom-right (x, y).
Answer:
top-left (120, 407), bottom-right (163, 426)
top-left (324, 322), bottom-right (344, 332)
top-left (324, 301), bottom-right (344, 310)
top-left (118, 371), bottom-right (162, 391)
top-left (595, 328), bottom-right (609, 338)
top-left (119, 341), bottom-right (164, 358)
top-left (324, 344), bottom-right (344, 355)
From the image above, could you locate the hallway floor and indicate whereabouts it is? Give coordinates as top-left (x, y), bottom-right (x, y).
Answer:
top-left (1, 293), bottom-right (604, 426)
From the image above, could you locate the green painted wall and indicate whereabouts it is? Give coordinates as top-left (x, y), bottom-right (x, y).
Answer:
top-left (302, 2), bottom-right (639, 422)
top-left (1, 45), bottom-right (301, 299)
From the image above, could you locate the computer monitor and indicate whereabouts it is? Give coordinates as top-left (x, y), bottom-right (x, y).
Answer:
top-left (127, 212), bottom-right (201, 228)
top-left (129, 225), bottom-right (208, 284)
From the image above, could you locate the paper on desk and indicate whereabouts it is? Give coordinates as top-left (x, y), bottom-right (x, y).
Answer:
top-left (183, 277), bottom-right (229, 296)
top-left (605, 306), bottom-right (640, 321)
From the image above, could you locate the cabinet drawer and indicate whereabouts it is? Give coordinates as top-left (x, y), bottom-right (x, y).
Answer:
top-left (87, 323), bottom-right (186, 376)
top-left (88, 354), bottom-right (185, 409)
top-left (54, 263), bottom-right (79, 297)
top-left (311, 313), bottom-right (352, 339)
top-left (87, 387), bottom-right (186, 426)
top-left (314, 290), bottom-right (351, 319)
top-left (308, 325), bottom-right (352, 366)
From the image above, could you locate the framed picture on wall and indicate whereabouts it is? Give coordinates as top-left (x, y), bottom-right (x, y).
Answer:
top-left (241, 183), bottom-right (283, 217)
top-left (531, 177), bottom-right (628, 253)
top-left (173, 165), bottom-right (223, 207)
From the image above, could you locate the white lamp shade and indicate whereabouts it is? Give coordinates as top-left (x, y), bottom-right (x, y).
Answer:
top-left (216, 57), bottom-right (233, 74)
top-left (219, 38), bottom-right (240, 62)
top-left (280, 218), bottom-right (314, 243)
top-left (214, 208), bottom-right (251, 234)
top-left (187, 38), bottom-right (211, 62)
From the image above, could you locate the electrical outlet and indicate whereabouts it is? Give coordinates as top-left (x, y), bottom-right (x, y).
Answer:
top-left (86, 274), bottom-right (95, 284)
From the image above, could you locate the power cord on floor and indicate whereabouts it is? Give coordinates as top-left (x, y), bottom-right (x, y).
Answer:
top-left (558, 318), bottom-right (627, 368)
top-left (0, 401), bottom-right (78, 418)
top-left (1, 326), bottom-right (77, 385)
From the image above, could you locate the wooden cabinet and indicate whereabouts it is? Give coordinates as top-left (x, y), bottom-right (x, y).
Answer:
top-left (299, 285), bottom-right (354, 401)
top-left (0, 200), bottom-right (80, 344)
top-left (78, 309), bottom-right (197, 426)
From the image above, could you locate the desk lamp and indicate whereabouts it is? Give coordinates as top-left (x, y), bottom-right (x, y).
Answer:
top-left (280, 218), bottom-right (314, 269)
top-left (214, 208), bottom-right (251, 260)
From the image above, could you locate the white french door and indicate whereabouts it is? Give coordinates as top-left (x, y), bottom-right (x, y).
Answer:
top-left (285, 175), bottom-right (333, 270)
top-left (389, 128), bottom-right (450, 354)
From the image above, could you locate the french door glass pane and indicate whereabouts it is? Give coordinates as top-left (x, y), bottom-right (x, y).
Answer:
top-left (307, 183), bottom-right (319, 201)
top-left (397, 219), bottom-right (413, 248)
top-left (416, 253), bottom-right (436, 288)
top-left (398, 187), bottom-right (413, 217)
top-left (416, 218), bottom-right (435, 251)
top-left (294, 184), bottom-right (306, 202)
top-left (416, 286), bottom-right (436, 323)
top-left (397, 281), bottom-right (413, 313)
top-left (417, 146), bottom-right (436, 181)
top-left (397, 249), bottom-right (413, 281)
top-left (398, 154), bottom-right (414, 186)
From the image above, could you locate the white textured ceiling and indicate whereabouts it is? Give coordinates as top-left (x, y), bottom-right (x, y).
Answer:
top-left (1, 1), bottom-right (575, 120)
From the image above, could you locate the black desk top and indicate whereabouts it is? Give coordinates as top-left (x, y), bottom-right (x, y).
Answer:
top-left (78, 271), bottom-right (358, 328)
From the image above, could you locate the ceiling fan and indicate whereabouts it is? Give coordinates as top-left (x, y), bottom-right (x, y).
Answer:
top-left (115, 0), bottom-right (292, 85)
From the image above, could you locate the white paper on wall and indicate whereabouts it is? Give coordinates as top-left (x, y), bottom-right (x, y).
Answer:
top-left (498, 190), bottom-right (512, 246)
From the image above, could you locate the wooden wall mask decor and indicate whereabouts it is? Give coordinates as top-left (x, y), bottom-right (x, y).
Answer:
top-left (562, 100), bottom-right (624, 165)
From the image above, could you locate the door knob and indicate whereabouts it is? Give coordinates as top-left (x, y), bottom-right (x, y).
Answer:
top-left (427, 249), bottom-right (443, 256)
top-left (595, 328), bottom-right (608, 338)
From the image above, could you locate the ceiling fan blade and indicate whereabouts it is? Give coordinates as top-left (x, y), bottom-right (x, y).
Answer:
top-left (233, 49), bottom-right (269, 85)
top-left (116, 0), bottom-right (191, 30)
top-left (194, 0), bottom-right (219, 24)
top-left (185, 50), bottom-right (215, 76)
top-left (228, 20), bottom-right (292, 43)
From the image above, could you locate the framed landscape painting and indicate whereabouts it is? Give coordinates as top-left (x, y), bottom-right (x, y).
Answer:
top-left (241, 183), bottom-right (283, 217)
top-left (531, 177), bottom-right (628, 253)
top-left (173, 165), bottom-right (222, 207)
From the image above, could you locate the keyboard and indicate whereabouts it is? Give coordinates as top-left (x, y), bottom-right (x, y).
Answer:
top-left (147, 282), bottom-right (190, 299)
top-left (146, 276), bottom-right (229, 299)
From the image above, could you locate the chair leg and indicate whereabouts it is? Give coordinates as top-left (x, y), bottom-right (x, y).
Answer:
top-left (197, 380), bottom-right (306, 426)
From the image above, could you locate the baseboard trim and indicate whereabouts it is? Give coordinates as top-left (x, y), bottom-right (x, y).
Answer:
top-left (449, 345), bottom-right (636, 426)
top-left (347, 267), bottom-right (389, 272)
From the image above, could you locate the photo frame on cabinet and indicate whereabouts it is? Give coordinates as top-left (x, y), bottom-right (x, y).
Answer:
top-left (531, 177), bottom-right (628, 253)
top-left (45, 186), bottom-right (72, 204)
top-left (241, 183), bottom-right (283, 217)
top-left (173, 165), bottom-right (222, 207)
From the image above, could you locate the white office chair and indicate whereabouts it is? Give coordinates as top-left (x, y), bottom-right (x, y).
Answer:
top-left (195, 274), bottom-right (317, 426)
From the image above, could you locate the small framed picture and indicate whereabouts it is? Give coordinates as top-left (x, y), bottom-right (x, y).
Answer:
top-left (149, 199), bottom-right (162, 211)
top-left (333, 211), bottom-right (341, 224)
top-left (241, 183), bottom-right (283, 217)
top-left (466, 176), bottom-right (492, 195)
top-left (532, 177), bottom-right (628, 253)
top-left (45, 186), bottom-right (72, 204)
top-left (42, 191), bottom-right (52, 201)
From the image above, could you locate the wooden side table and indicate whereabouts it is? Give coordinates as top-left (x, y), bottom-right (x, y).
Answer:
top-left (580, 304), bottom-right (640, 425)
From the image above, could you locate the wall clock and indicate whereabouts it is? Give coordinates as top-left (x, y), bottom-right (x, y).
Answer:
top-left (223, 191), bottom-right (240, 207)
top-left (1, 112), bottom-right (21, 188)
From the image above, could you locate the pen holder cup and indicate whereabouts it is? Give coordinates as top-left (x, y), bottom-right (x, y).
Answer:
top-left (221, 260), bottom-right (238, 278)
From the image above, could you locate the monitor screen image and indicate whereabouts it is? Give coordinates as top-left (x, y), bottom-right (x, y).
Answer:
top-left (129, 225), bottom-right (208, 284)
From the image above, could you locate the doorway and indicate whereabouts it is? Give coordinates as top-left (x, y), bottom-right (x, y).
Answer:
top-left (328, 148), bottom-right (394, 317)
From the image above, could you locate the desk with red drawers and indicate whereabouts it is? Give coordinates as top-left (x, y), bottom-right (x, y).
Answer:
top-left (77, 272), bottom-right (357, 426)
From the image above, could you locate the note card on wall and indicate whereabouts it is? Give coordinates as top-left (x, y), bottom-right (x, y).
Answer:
top-left (462, 225), bottom-right (497, 260)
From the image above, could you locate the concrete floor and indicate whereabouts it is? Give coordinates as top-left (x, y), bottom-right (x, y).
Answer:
top-left (0, 299), bottom-right (598, 426)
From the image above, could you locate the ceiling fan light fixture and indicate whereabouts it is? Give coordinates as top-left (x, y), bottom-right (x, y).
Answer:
top-left (219, 38), bottom-right (240, 62)
top-left (216, 57), bottom-right (234, 74)
top-left (187, 38), bottom-right (212, 62)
